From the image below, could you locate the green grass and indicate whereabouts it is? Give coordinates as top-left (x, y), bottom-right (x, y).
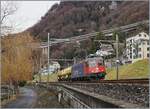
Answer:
top-left (33, 73), bottom-right (58, 82)
top-left (33, 59), bottom-right (149, 82)
top-left (105, 59), bottom-right (149, 80)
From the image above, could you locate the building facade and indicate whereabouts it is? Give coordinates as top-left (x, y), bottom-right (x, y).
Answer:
top-left (96, 43), bottom-right (114, 56)
top-left (126, 32), bottom-right (149, 63)
top-left (40, 61), bottom-right (60, 75)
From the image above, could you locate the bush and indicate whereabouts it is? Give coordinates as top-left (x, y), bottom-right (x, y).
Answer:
top-left (19, 81), bottom-right (27, 87)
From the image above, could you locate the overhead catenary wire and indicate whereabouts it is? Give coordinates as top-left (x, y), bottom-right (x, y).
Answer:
top-left (41, 20), bottom-right (149, 48)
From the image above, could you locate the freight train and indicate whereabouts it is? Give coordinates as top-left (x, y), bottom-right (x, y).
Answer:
top-left (57, 56), bottom-right (106, 81)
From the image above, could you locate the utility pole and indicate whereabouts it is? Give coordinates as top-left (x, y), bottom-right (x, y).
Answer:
top-left (73, 57), bottom-right (76, 64)
top-left (116, 34), bottom-right (119, 80)
top-left (47, 33), bottom-right (50, 83)
top-left (39, 57), bottom-right (41, 83)
top-left (85, 50), bottom-right (87, 59)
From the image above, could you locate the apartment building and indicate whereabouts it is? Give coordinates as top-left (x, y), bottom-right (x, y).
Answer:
top-left (126, 32), bottom-right (149, 63)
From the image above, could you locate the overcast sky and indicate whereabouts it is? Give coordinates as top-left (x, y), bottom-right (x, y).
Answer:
top-left (3, 1), bottom-right (60, 33)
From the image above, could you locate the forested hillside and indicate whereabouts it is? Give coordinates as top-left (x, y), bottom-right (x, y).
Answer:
top-left (28, 1), bottom-right (148, 40)
top-left (27, 1), bottom-right (149, 65)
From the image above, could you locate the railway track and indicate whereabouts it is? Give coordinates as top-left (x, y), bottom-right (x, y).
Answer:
top-left (38, 78), bottom-right (149, 108)
top-left (45, 78), bottom-right (149, 84)
top-left (90, 78), bottom-right (149, 84)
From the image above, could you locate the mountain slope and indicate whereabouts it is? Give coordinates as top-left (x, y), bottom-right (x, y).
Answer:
top-left (26, 1), bottom-right (148, 66)
top-left (28, 1), bottom-right (148, 40)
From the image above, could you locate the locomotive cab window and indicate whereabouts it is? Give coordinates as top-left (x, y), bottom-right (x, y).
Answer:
top-left (97, 58), bottom-right (104, 66)
top-left (85, 61), bottom-right (89, 67)
top-left (98, 62), bottom-right (102, 66)
top-left (88, 60), bottom-right (97, 67)
top-left (87, 57), bottom-right (104, 67)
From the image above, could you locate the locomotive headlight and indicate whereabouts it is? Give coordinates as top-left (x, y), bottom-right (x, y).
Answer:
top-left (96, 68), bottom-right (99, 72)
top-left (100, 68), bottom-right (104, 72)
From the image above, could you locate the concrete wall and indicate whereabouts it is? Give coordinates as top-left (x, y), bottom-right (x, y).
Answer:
top-left (65, 83), bottom-right (149, 107)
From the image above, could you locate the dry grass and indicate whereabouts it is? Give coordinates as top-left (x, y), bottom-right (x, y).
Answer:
top-left (34, 73), bottom-right (58, 82)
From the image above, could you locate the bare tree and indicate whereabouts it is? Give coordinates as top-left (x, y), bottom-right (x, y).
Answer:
top-left (1, 1), bottom-right (18, 35)
top-left (1, 1), bottom-right (17, 24)
top-left (1, 33), bottom-right (36, 85)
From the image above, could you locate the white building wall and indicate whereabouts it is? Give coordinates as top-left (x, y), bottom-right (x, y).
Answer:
top-left (126, 32), bottom-right (149, 63)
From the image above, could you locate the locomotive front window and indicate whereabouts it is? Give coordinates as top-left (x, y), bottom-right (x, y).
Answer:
top-left (88, 60), bottom-right (97, 67)
top-left (98, 62), bottom-right (102, 66)
top-left (85, 61), bottom-right (89, 67)
top-left (98, 59), bottom-right (104, 65)
top-left (87, 57), bottom-right (104, 67)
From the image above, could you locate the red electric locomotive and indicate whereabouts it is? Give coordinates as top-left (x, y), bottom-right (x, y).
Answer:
top-left (84, 55), bottom-right (106, 80)
top-left (59, 54), bottom-right (106, 81)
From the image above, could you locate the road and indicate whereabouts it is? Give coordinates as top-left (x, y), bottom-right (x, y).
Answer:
top-left (3, 87), bottom-right (37, 108)
top-left (3, 86), bottom-right (70, 108)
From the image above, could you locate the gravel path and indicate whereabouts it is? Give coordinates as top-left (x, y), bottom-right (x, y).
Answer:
top-left (3, 86), bottom-right (69, 108)
top-left (3, 87), bottom-right (37, 108)
top-left (33, 85), bottom-right (69, 108)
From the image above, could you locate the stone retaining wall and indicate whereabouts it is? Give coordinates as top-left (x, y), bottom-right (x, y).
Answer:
top-left (65, 83), bottom-right (149, 107)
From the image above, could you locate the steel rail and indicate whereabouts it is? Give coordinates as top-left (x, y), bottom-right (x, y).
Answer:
top-left (44, 78), bottom-right (149, 84)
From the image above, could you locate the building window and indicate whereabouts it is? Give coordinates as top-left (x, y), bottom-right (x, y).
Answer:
top-left (139, 34), bottom-right (141, 37)
top-left (130, 40), bottom-right (132, 43)
top-left (138, 54), bottom-right (141, 58)
top-left (139, 42), bottom-right (141, 45)
top-left (130, 50), bottom-right (132, 53)
top-left (147, 47), bottom-right (150, 51)
top-left (144, 34), bottom-right (147, 37)
top-left (147, 41), bottom-right (150, 45)
top-left (130, 52), bottom-right (132, 55)
top-left (130, 46), bottom-right (132, 49)
top-left (138, 48), bottom-right (141, 51)
top-left (143, 42), bottom-right (145, 45)
top-left (130, 55), bottom-right (132, 59)
top-left (147, 53), bottom-right (149, 57)
top-left (133, 55), bottom-right (137, 59)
